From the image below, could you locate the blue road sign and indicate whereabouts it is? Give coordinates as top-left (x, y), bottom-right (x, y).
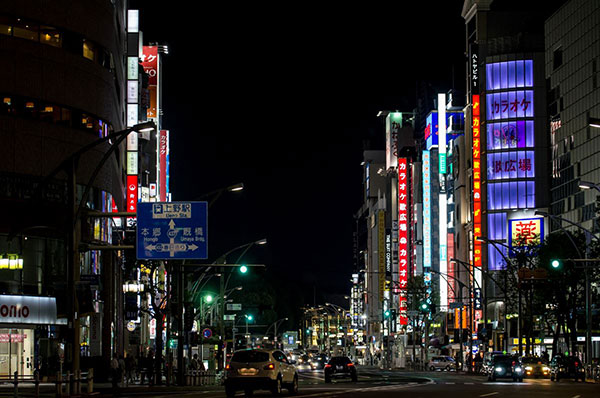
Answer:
top-left (136, 202), bottom-right (208, 260)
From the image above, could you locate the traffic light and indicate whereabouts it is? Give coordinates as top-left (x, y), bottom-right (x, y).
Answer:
top-left (204, 294), bottom-right (213, 303)
top-left (245, 314), bottom-right (254, 321)
top-left (419, 301), bottom-right (430, 314)
top-left (383, 309), bottom-right (391, 319)
top-left (550, 259), bottom-right (562, 269)
top-left (239, 264), bottom-right (248, 274)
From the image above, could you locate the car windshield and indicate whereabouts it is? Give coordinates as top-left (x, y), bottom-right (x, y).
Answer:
top-left (231, 350), bottom-right (270, 363)
top-left (330, 357), bottom-right (351, 365)
top-left (493, 356), bottom-right (514, 365)
top-left (522, 357), bottom-right (541, 364)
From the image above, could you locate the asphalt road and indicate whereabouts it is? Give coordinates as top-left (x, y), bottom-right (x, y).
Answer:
top-left (109, 368), bottom-right (599, 398)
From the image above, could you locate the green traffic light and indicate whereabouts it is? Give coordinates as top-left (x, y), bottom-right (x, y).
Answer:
top-left (551, 259), bottom-right (561, 269)
top-left (240, 265), bottom-right (248, 274)
top-left (421, 303), bottom-right (428, 310)
top-left (246, 314), bottom-right (253, 321)
top-left (384, 310), bottom-right (390, 318)
top-left (205, 294), bottom-right (213, 303)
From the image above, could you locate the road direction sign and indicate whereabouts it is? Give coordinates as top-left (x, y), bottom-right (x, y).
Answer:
top-left (227, 303), bottom-right (242, 311)
top-left (449, 302), bottom-right (464, 309)
top-left (137, 202), bottom-right (208, 260)
top-left (406, 310), bottom-right (420, 316)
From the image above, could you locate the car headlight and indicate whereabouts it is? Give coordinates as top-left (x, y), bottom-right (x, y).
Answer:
top-left (542, 366), bottom-right (549, 371)
top-left (525, 366), bottom-right (532, 371)
top-left (495, 367), bottom-right (503, 372)
top-left (515, 367), bottom-right (523, 373)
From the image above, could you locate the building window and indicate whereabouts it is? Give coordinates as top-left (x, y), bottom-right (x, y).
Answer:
top-left (12, 18), bottom-right (39, 41)
top-left (553, 47), bottom-right (563, 70)
top-left (83, 40), bottom-right (95, 61)
top-left (40, 26), bottom-right (61, 47)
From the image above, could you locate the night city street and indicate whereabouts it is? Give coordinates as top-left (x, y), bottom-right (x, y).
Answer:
top-left (1, 1), bottom-right (600, 398)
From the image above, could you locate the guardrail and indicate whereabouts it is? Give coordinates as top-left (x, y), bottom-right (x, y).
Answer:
top-left (184, 370), bottom-right (216, 386)
top-left (0, 369), bottom-right (95, 397)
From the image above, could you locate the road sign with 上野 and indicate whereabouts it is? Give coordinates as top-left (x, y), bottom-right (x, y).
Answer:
top-left (137, 202), bottom-right (208, 260)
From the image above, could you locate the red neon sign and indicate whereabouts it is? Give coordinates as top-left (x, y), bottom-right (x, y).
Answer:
top-left (472, 95), bottom-right (482, 268)
top-left (398, 158), bottom-right (409, 325)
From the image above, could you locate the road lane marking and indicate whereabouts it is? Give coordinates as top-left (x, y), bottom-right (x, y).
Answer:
top-left (480, 393), bottom-right (499, 397)
top-left (572, 395), bottom-right (581, 398)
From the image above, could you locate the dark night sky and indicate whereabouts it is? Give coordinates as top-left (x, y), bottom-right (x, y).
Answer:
top-left (140, 2), bottom-right (466, 302)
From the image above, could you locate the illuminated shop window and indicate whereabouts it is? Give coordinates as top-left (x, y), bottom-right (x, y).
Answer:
top-left (40, 26), bottom-right (61, 47)
top-left (13, 18), bottom-right (39, 41)
top-left (487, 121), bottom-right (534, 150)
top-left (487, 212), bottom-right (508, 270)
top-left (486, 60), bottom-right (533, 91)
top-left (83, 40), bottom-right (95, 61)
top-left (487, 181), bottom-right (536, 210)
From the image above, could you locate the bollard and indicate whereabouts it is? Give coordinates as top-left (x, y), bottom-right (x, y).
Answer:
top-left (65, 372), bottom-right (70, 397)
top-left (13, 371), bottom-right (18, 398)
top-left (56, 371), bottom-right (63, 398)
top-left (75, 370), bottom-right (81, 395)
top-left (87, 368), bottom-right (93, 394)
top-left (34, 371), bottom-right (40, 398)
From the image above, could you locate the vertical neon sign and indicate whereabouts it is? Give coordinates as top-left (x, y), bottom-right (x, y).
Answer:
top-left (472, 95), bottom-right (482, 268)
top-left (398, 158), bottom-right (408, 325)
top-left (438, 93), bottom-right (448, 311)
top-left (422, 151), bottom-right (432, 285)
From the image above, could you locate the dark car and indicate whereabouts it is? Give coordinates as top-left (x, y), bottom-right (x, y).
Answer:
top-left (487, 355), bottom-right (524, 382)
top-left (310, 354), bottom-right (329, 370)
top-left (550, 355), bottom-right (586, 382)
top-left (522, 356), bottom-right (550, 378)
top-left (324, 356), bottom-right (357, 383)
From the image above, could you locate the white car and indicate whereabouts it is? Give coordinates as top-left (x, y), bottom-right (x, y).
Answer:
top-left (225, 349), bottom-right (298, 396)
top-left (428, 356), bottom-right (456, 371)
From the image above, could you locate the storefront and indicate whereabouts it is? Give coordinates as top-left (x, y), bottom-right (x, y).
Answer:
top-left (0, 295), bottom-right (66, 377)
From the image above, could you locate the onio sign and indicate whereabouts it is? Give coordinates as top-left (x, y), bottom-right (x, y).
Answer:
top-left (0, 295), bottom-right (63, 325)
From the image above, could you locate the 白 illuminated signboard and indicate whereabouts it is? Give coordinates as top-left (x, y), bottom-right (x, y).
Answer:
top-left (398, 158), bottom-right (409, 325)
top-left (378, 211), bottom-right (386, 301)
top-left (422, 151), bottom-right (432, 280)
top-left (438, 93), bottom-right (448, 311)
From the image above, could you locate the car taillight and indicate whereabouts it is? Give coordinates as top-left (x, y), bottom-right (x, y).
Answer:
top-left (225, 364), bottom-right (230, 370)
top-left (347, 363), bottom-right (354, 367)
top-left (264, 363), bottom-right (275, 370)
top-left (325, 364), bottom-right (331, 369)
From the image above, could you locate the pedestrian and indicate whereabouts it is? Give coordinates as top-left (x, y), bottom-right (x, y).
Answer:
top-left (111, 354), bottom-right (120, 393)
top-left (125, 354), bottom-right (136, 385)
top-left (147, 351), bottom-right (155, 386)
top-left (118, 355), bottom-right (126, 385)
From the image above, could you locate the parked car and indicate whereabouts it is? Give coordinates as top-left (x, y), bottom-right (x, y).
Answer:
top-left (550, 355), bottom-right (586, 382)
top-left (428, 356), bottom-right (456, 371)
top-left (487, 355), bottom-right (524, 382)
top-left (224, 349), bottom-right (298, 397)
top-left (522, 357), bottom-right (550, 378)
top-left (324, 356), bottom-right (358, 383)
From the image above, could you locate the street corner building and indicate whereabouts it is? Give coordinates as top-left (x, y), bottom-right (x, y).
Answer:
top-left (0, 1), bottom-right (170, 381)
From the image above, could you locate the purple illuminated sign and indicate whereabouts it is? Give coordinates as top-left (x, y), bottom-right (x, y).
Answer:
top-left (487, 151), bottom-right (535, 180)
top-left (487, 91), bottom-right (534, 120)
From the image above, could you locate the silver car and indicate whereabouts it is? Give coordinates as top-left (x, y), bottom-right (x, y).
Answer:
top-left (225, 349), bottom-right (298, 397)
top-left (428, 356), bottom-right (456, 371)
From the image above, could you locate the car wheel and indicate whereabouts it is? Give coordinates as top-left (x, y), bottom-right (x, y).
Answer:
top-left (445, 365), bottom-right (452, 371)
top-left (491, 375), bottom-right (496, 382)
top-left (429, 366), bottom-right (436, 371)
top-left (325, 375), bottom-right (331, 383)
top-left (288, 375), bottom-right (298, 395)
top-left (550, 374), bottom-right (554, 381)
top-left (519, 378), bottom-right (523, 382)
top-left (271, 377), bottom-right (282, 396)
top-left (225, 385), bottom-right (236, 397)
top-left (351, 373), bottom-right (358, 382)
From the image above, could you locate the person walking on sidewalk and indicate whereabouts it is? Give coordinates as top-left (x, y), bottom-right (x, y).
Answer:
top-left (111, 353), bottom-right (121, 394)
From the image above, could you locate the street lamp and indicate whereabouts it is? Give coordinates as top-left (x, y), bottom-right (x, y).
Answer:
top-left (534, 210), bottom-right (596, 371)
top-left (36, 120), bottom-right (157, 377)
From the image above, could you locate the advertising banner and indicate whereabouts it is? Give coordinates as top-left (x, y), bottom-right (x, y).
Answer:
top-left (378, 211), bottom-right (385, 302)
top-left (159, 130), bottom-right (168, 202)
top-left (472, 95), bottom-right (482, 268)
top-left (127, 175), bottom-right (138, 213)
top-left (0, 295), bottom-right (64, 325)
